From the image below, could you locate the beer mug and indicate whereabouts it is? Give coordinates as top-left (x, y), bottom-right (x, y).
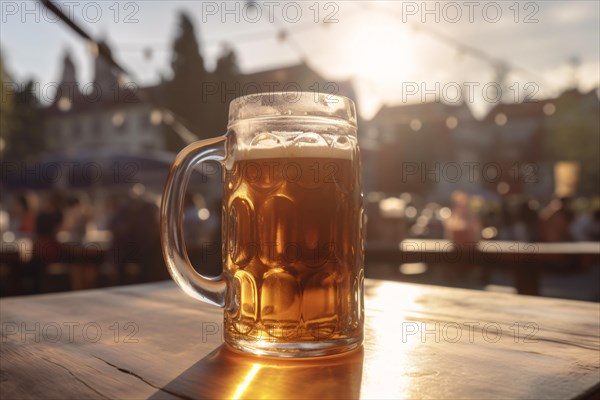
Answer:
top-left (161, 92), bottom-right (364, 357)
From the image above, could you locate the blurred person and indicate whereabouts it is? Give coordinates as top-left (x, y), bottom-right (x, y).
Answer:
top-left (128, 193), bottom-right (164, 282)
top-left (444, 191), bottom-right (481, 286)
top-left (104, 193), bottom-right (131, 283)
top-left (96, 194), bottom-right (121, 231)
top-left (539, 197), bottom-right (574, 242)
top-left (591, 209), bottom-right (600, 242)
top-left (427, 214), bottom-right (445, 239)
top-left (481, 203), bottom-right (502, 239)
top-left (513, 200), bottom-right (539, 242)
top-left (420, 203), bottom-right (444, 239)
top-left (28, 192), bottom-right (64, 293)
top-left (91, 194), bottom-right (121, 286)
top-left (62, 194), bottom-right (96, 290)
top-left (498, 197), bottom-right (516, 241)
top-left (61, 194), bottom-right (91, 242)
top-left (34, 192), bottom-right (63, 239)
top-left (571, 206), bottom-right (600, 242)
top-left (106, 189), bottom-right (165, 284)
top-left (445, 191), bottom-right (481, 245)
top-left (9, 194), bottom-right (35, 236)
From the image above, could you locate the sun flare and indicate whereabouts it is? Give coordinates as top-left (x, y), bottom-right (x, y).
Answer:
top-left (349, 16), bottom-right (418, 82)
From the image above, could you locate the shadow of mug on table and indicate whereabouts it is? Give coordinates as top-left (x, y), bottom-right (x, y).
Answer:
top-left (149, 344), bottom-right (364, 399)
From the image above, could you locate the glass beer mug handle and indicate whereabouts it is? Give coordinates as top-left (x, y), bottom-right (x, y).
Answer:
top-left (160, 136), bottom-right (228, 307)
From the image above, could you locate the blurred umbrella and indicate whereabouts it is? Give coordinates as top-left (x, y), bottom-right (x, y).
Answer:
top-left (2, 151), bottom-right (186, 190)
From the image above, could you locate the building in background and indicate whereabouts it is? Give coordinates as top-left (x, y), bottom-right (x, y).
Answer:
top-left (44, 49), bottom-right (167, 157)
top-left (364, 101), bottom-right (478, 200)
top-left (364, 88), bottom-right (599, 202)
top-left (485, 88), bottom-right (599, 198)
top-left (4, 37), bottom-right (599, 204)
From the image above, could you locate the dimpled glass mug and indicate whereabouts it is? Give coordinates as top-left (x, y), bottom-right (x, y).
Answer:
top-left (161, 92), bottom-right (364, 357)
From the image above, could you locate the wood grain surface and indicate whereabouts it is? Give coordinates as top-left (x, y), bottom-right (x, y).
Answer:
top-left (1, 280), bottom-right (599, 399)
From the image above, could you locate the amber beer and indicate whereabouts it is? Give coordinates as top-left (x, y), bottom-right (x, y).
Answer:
top-left (223, 145), bottom-right (364, 346)
top-left (161, 92), bottom-right (363, 356)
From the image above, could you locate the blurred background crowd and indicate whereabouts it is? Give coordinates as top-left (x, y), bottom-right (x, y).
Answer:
top-left (1, 1), bottom-right (598, 299)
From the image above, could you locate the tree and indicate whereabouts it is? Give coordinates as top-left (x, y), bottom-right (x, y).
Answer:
top-left (0, 55), bottom-right (14, 158)
top-left (166, 13), bottom-right (208, 149)
top-left (9, 81), bottom-right (44, 163)
top-left (215, 47), bottom-right (239, 78)
top-left (208, 47), bottom-right (241, 135)
top-left (0, 56), bottom-right (44, 163)
top-left (171, 14), bottom-right (206, 79)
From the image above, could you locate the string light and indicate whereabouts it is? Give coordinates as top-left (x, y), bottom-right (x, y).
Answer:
top-left (446, 116), bottom-right (458, 129)
top-left (111, 2), bottom-right (559, 98)
top-left (41, 0), bottom-right (570, 139)
top-left (543, 103), bottom-right (556, 116)
top-left (409, 119), bottom-right (422, 131)
top-left (115, 19), bottom-right (320, 57)
top-left (494, 113), bottom-right (508, 126)
top-left (277, 30), bottom-right (288, 43)
top-left (143, 47), bottom-right (153, 61)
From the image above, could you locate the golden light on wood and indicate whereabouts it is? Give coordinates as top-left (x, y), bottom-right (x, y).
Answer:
top-left (231, 363), bottom-right (261, 399)
top-left (1, 281), bottom-right (598, 399)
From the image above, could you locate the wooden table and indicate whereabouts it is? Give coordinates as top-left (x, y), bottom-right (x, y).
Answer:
top-left (367, 240), bottom-right (600, 296)
top-left (1, 280), bottom-right (599, 399)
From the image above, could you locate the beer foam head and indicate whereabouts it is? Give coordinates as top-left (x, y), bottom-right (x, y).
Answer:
top-left (236, 132), bottom-right (354, 160)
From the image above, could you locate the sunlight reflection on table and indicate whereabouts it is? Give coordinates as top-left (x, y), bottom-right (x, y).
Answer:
top-left (152, 280), bottom-right (431, 399)
top-left (152, 344), bottom-right (364, 399)
top-left (360, 281), bottom-right (429, 399)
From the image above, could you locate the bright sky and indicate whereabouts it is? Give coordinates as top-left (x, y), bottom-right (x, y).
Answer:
top-left (1, 1), bottom-right (599, 119)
